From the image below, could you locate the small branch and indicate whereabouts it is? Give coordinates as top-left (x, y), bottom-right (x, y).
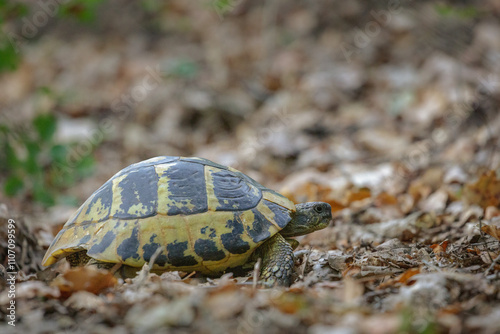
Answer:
top-left (484, 252), bottom-right (500, 278)
top-left (253, 258), bottom-right (261, 290)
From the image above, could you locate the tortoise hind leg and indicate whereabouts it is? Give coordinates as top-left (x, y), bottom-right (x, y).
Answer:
top-left (66, 251), bottom-right (93, 267)
top-left (66, 251), bottom-right (115, 270)
top-left (66, 251), bottom-right (140, 278)
top-left (66, 251), bottom-right (113, 269)
top-left (253, 233), bottom-right (294, 287)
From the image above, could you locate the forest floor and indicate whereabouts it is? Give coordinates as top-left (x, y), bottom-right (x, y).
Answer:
top-left (1, 1), bottom-right (500, 333)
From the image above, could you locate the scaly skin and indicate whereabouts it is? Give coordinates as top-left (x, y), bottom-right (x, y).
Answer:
top-left (254, 233), bottom-right (295, 287)
top-left (285, 238), bottom-right (300, 250)
top-left (66, 250), bottom-right (92, 267)
top-left (67, 251), bottom-right (140, 277)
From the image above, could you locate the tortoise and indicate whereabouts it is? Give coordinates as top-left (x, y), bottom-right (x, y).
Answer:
top-left (42, 156), bottom-right (332, 286)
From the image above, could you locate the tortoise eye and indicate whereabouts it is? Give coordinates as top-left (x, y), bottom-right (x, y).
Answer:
top-left (314, 205), bottom-right (323, 213)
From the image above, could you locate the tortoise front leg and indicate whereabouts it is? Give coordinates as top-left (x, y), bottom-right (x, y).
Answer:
top-left (285, 238), bottom-right (300, 250)
top-left (253, 233), bottom-right (294, 287)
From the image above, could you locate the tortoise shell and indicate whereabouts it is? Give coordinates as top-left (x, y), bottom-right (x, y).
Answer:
top-left (42, 156), bottom-right (295, 274)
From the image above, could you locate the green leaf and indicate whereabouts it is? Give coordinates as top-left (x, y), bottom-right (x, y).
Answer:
top-left (435, 4), bottom-right (479, 19)
top-left (56, 194), bottom-right (79, 206)
top-left (24, 140), bottom-right (41, 175)
top-left (0, 36), bottom-right (21, 72)
top-left (167, 59), bottom-right (198, 79)
top-left (33, 180), bottom-right (55, 207)
top-left (50, 160), bottom-right (75, 187)
top-left (212, 0), bottom-right (234, 13)
top-left (50, 144), bottom-right (69, 164)
top-left (1, 112), bottom-right (97, 206)
top-left (0, 123), bottom-right (8, 133)
top-left (0, 2), bottom-right (29, 71)
top-left (435, 4), bottom-right (453, 16)
top-left (59, 0), bottom-right (105, 23)
top-left (33, 113), bottom-right (57, 142)
top-left (141, 0), bottom-right (162, 12)
top-left (4, 175), bottom-right (24, 196)
top-left (4, 139), bottom-right (19, 170)
top-left (37, 86), bottom-right (54, 96)
top-left (75, 154), bottom-right (95, 177)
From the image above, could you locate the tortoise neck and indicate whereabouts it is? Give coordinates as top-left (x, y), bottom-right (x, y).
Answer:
top-left (279, 211), bottom-right (310, 237)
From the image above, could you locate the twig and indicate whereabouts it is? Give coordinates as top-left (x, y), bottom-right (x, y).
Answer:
top-left (132, 246), bottom-right (163, 287)
top-left (110, 262), bottom-right (122, 275)
top-left (479, 218), bottom-right (494, 263)
top-left (484, 252), bottom-right (500, 278)
top-left (253, 258), bottom-right (261, 290)
top-left (182, 271), bottom-right (197, 280)
top-left (299, 246), bottom-right (312, 278)
top-left (149, 246), bottom-right (163, 268)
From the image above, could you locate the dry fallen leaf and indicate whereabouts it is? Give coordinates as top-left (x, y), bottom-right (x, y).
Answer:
top-left (1, 281), bottom-right (61, 301)
top-left (481, 224), bottom-right (500, 241)
top-left (343, 278), bottom-right (364, 304)
top-left (414, 212), bottom-right (438, 229)
top-left (126, 297), bottom-right (195, 329)
top-left (374, 192), bottom-right (398, 207)
top-left (430, 240), bottom-right (449, 260)
top-left (51, 266), bottom-right (118, 298)
top-left (282, 182), bottom-right (346, 212)
top-left (377, 267), bottom-right (421, 289)
top-left (480, 251), bottom-right (499, 265)
top-left (420, 189), bottom-right (448, 213)
top-left (485, 206), bottom-right (500, 220)
top-left (204, 289), bottom-right (245, 319)
top-left (408, 180), bottom-right (432, 203)
top-left (345, 188), bottom-right (372, 205)
top-left (328, 251), bottom-right (353, 272)
top-left (63, 290), bottom-right (106, 310)
top-left (272, 292), bottom-right (309, 314)
top-left (325, 198), bottom-right (347, 213)
top-left (343, 265), bottom-right (362, 278)
top-left (396, 268), bottom-right (421, 284)
top-left (463, 170), bottom-right (500, 209)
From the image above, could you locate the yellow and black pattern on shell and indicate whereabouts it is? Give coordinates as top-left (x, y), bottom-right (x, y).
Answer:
top-left (42, 156), bottom-right (295, 273)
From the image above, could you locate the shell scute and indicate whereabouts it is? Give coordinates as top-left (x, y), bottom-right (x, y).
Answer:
top-left (87, 230), bottom-right (116, 258)
top-left (116, 225), bottom-right (141, 262)
top-left (166, 240), bottom-right (198, 266)
top-left (194, 239), bottom-right (226, 261)
top-left (142, 234), bottom-right (168, 266)
top-left (157, 161), bottom-right (208, 216)
top-left (210, 169), bottom-right (262, 211)
top-left (112, 166), bottom-right (158, 219)
top-left (220, 215), bottom-right (251, 255)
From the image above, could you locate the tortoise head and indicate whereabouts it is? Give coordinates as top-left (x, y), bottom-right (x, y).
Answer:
top-left (280, 202), bottom-right (332, 237)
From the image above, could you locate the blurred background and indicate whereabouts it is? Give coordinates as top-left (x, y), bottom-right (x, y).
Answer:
top-left (1, 1), bottom-right (500, 332)
top-left (0, 0), bottom-right (499, 239)
top-left (1, 0), bottom-right (499, 208)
